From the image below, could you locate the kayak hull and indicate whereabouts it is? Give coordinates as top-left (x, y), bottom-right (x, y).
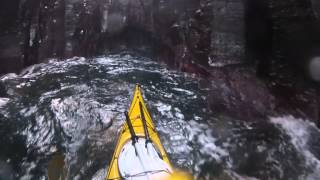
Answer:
top-left (106, 85), bottom-right (173, 179)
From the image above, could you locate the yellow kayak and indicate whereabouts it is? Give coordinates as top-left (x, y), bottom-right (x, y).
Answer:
top-left (106, 85), bottom-right (174, 180)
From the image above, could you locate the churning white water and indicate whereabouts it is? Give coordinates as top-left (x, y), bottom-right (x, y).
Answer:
top-left (0, 54), bottom-right (319, 179)
top-left (271, 116), bottom-right (320, 179)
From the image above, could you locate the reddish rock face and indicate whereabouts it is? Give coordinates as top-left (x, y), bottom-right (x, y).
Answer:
top-left (0, 1), bottom-right (319, 120)
top-left (1, 0), bottom-right (320, 85)
top-left (0, 0), bottom-right (319, 130)
top-left (180, 62), bottom-right (211, 77)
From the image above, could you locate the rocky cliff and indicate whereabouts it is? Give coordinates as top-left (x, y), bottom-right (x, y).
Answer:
top-left (1, 0), bottom-right (320, 79)
top-left (0, 0), bottom-right (319, 125)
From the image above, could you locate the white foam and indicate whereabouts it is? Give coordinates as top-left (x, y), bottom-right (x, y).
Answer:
top-left (271, 116), bottom-right (320, 179)
top-left (187, 120), bottom-right (230, 167)
top-left (20, 106), bottom-right (38, 117)
top-left (92, 168), bottom-right (106, 180)
top-left (20, 161), bottom-right (36, 180)
top-left (21, 64), bottom-right (42, 78)
top-left (173, 107), bottom-right (184, 120)
top-left (172, 87), bottom-right (194, 96)
top-left (0, 98), bottom-right (9, 107)
top-left (95, 57), bottom-right (116, 65)
top-left (16, 82), bottom-right (26, 88)
top-left (155, 102), bottom-right (172, 115)
top-left (0, 73), bottom-right (17, 81)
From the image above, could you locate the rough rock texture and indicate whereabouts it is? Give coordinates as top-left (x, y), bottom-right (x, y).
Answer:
top-left (20, 0), bottom-right (66, 66)
top-left (210, 0), bottom-right (245, 66)
top-left (0, 0), bottom-right (319, 125)
top-left (207, 67), bottom-right (276, 121)
top-left (0, 0), bottom-right (319, 77)
top-left (0, 0), bottom-right (22, 74)
top-left (0, 0), bottom-right (246, 73)
top-left (244, 0), bottom-right (273, 77)
top-left (270, 0), bottom-right (320, 69)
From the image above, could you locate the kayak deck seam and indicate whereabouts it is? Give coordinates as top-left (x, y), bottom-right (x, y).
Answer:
top-left (106, 85), bottom-right (173, 180)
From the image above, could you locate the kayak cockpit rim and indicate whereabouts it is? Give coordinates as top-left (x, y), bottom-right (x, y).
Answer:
top-left (106, 85), bottom-right (173, 180)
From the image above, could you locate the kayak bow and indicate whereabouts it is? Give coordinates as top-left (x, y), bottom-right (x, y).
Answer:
top-left (106, 85), bottom-right (173, 180)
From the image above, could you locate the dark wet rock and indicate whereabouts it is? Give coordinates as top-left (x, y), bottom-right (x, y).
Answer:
top-left (0, 0), bottom-right (20, 33)
top-left (207, 67), bottom-right (275, 120)
top-left (269, 84), bottom-right (319, 122)
top-left (0, 0), bottom-right (239, 73)
top-left (0, 0), bottom-right (320, 83)
top-left (20, 0), bottom-right (66, 66)
top-left (0, 0), bottom-right (23, 74)
top-left (210, 0), bottom-right (245, 65)
top-left (206, 63), bottom-right (320, 125)
top-left (180, 62), bottom-right (211, 77)
top-left (0, 0), bottom-right (319, 126)
top-left (244, 0), bottom-right (273, 78)
top-left (269, 0), bottom-right (320, 80)
top-left (0, 36), bottom-right (23, 74)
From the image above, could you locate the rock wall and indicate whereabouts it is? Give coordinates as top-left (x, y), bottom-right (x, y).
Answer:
top-left (0, 0), bottom-right (319, 126)
top-left (270, 0), bottom-right (319, 66)
top-left (0, 0), bottom-right (320, 83)
top-left (0, 0), bottom-right (22, 74)
top-left (0, 0), bottom-right (243, 74)
top-left (20, 0), bottom-right (66, 66)
top-left (210, 0), bottom-right (245, 66)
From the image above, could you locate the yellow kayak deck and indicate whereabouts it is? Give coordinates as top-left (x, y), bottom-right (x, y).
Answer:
top-left (106, 85), bottom-right (173, 179)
